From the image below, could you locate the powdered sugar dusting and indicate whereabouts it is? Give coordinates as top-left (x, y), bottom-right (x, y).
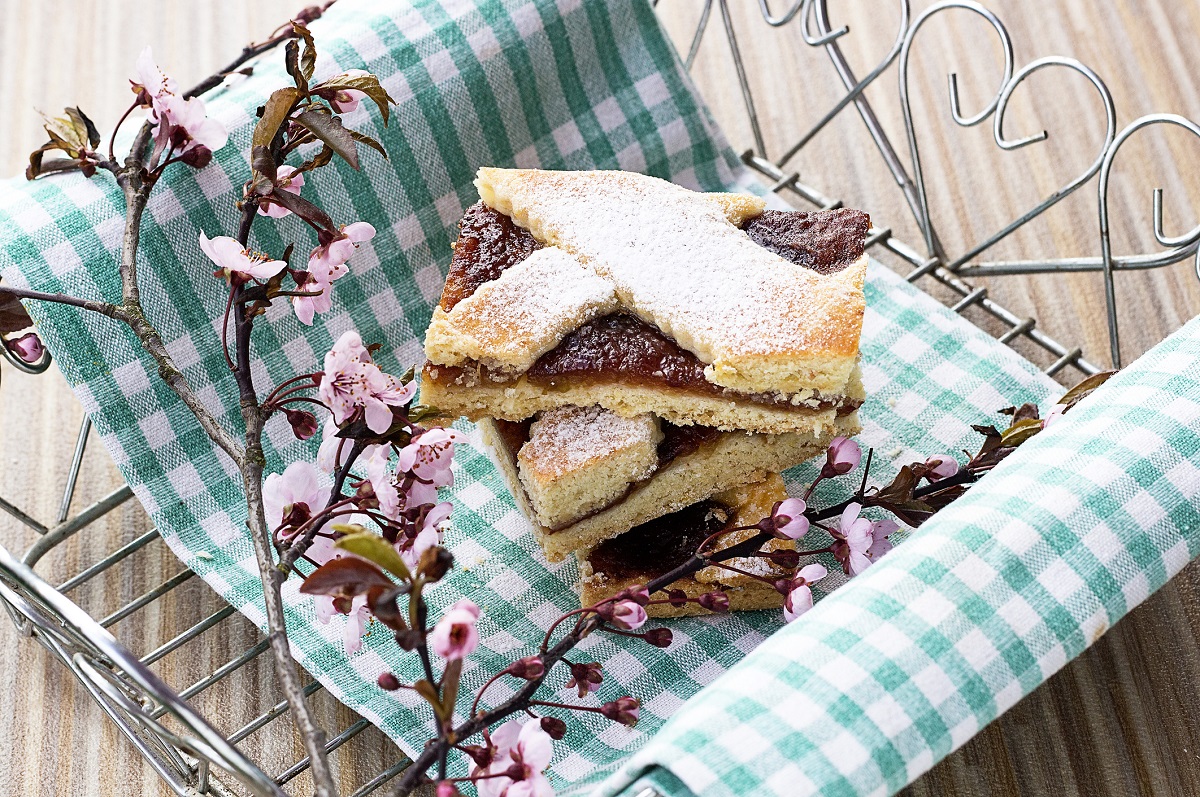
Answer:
top-left (521, 405), bottom-right (659, 479)
top-left (428, 246), bottom-right (617, 371)
top-left (476, 168), bottom-right (866, 394)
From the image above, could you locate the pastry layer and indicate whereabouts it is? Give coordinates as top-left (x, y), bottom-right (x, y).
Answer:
top-left (518, 406), bottom-right (662, 530)
top-left (473, 168), bottom-right (868, 396)
top-left (479, 411), bottom-right (856, 561)
top-left (578, 477), bottom-right (793, 617)
top-left (423, 360), bottom-right (864, 436)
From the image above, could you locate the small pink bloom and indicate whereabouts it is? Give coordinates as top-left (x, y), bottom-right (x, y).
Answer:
top-left (924, 454), bottom-right (959, 482)
top-left (263, 461), bottom-right (325, 534)
top-left (259, 165), bottom-right (305, 218)
top-left (822, 436), bottom-right (862, 477)
top-left (399, 502), bottom-right (451, 570)
top-left (832, 502), bottom-right (873, 576)
top-left (199, 232), bottom-right (286, 281)
top-left (477, 720), bottom-right (554, 797)
top-left (435, 782), bottom-right (462, 797)
top-left (769, 497), bottom-right (809, 540)
top-left (1042, 403), bottom-right (1067, 429)
top-left (130, 46), bottom-right (177, 117)
top-left (429, 599), bottom-right (480, 661)
top-left (868, 519), bottom-right (898, 561)
top-left (6, 332), bottom-right (45, 364)
top-left (309, 221), bottom-right (376, 285)
top-left (317, 330), bottom-right (417, 433)
top-left (609, 599), bottom-right (647, 631)
top-left (396, 427), bottom-right (462, 488)
top-left (783, 563), bottom-right (828, 623)
top-left (316, 593), bottom-right (370, 654)
top-left (329, 69), bottom-right (371, 113)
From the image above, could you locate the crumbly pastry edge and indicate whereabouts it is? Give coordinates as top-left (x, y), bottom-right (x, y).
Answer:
top-left (478, 413), bottom-right (858, 562)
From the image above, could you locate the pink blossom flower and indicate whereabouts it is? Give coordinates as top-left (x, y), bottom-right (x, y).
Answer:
top-left (5, 332), bottom-right (44, 364)
top-left (199, 232), bottom-right (287, 281)
top-left (477, 720), bottom-right (554, 797)
top-left (162, 93), bottom-right (228, 157)
top-left (768, 497), bottom-right (809, 540)
top-left (316, 593), bottom-right (370, 654)
top-left (783, 563), bottom-right (828, 622)
top-left (263, 461), bottom-right (325, 534)
top-left (1042, 403), bottom-right (1067, 429)
top-left (309, 222), bottom-right (376, 284)
top-left (822, 436), bottom-right (862, 477)
top-left (924, 454), bottom-right (959, 482)
top-left (608, 599), bottom-right (648, 631)
top-left (130, 46), bottom-right (177, 118)
top-left (290, 269), bottom-right (334, 326)
top-left (329, 69), bottom-right (371, 113)
top-left (362, 446), bottom-right (400, 519)
top-left (259, 165), bottom-right (305, 218)
top-left (831, 502), bottom-right (873, 576)
top-left (317, 330), bottom-right (417, 434)
top-left (429, 599), bottom-right (480, 661)
top-left (868, 518), bottom-right (898, 561)
top-left (396, 427), bottom-right (463, 489)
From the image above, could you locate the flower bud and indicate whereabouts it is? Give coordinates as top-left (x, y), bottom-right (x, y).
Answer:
top-left (6, 332), bottom-right (44, 364)
top-left (565, 661), bottom-right (603, 697)
top-left (540, 716), bottom-right (567, 740)
top-left (377, 672), bottom-right (401, 691)
top-left (822, 436), bottom-right (862, 478)
top-left (418, 545), bottom-right (454, 582)
top-left (666, 589), bottom-right (688, 607)
top-left (284, 408), bottom-right (319, 440)
top-left (617, 584), bottom-right (651, 606)
top-left (600, 696), bottom-right (641, 727)
top-left (643, 627), bottom-right (673, 648)
top-left (924, 454), bottom-right (959, 481)
top-left (435, 781), bottom-right (461, 797)
top-left (698, 591), bottom-right (730, 613)
top-left (599, 599), bottom-right (647, 630)
top-left (507, 655), bottom-right (545, 680)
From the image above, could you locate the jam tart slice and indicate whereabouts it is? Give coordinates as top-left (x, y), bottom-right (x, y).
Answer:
top-left (478, 404), bottom-right (853, 562)
top-left (420, 168), bottom-right (870, 437)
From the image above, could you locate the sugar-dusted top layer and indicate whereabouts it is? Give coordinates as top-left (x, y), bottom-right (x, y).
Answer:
top-left (475, 168), bottom-right (868, 396)
top-left (424, 246), bottom-right (618, 373)
top-left (519, 405), bottom-right (661, 481)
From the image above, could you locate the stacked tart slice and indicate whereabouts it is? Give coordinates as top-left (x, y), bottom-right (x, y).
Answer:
top-left (421, 168), bottom-right (870, 616)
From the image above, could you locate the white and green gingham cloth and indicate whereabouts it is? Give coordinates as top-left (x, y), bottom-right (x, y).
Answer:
top-left (1, 0), bottom-right (1193, 794)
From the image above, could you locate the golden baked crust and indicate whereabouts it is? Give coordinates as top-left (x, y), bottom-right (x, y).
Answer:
top-left (518, 407), bottom-right (662, 530)
top-left (478, 412), bottom-right (857, 561)
top-left (423, 247), bottom-right (617, 373)
top-left (472, 168), bottom-right (867, 396)
top-left (421, 361), bottom-right (865, 437)
top-left (576, 476), bottom-right (793, 617)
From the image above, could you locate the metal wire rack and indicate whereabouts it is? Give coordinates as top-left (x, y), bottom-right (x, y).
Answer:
top-left (2, 1), bottom-right (1198, 795)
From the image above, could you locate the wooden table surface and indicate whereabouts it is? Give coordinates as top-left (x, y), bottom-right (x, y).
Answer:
top-left (1, 2), bottom-right (1198, 796)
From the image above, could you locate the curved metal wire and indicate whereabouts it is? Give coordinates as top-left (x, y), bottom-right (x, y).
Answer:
top-left (1097, 113), bottom-right (1200, 367)
top-left (774, 0), bottom-right (911, 169)
top-left (898, 0), bottom-right (1015, 257)
top-left (943, 56), bottom-right (1117, 270)
top-left (0, 542), bottom-right (282, 796)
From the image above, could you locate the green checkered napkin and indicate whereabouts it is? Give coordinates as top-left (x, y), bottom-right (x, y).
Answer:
top-left (0, 0), bottom-right (1105, 791)
top-left (595, 314), bottom-right (1200, 797)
